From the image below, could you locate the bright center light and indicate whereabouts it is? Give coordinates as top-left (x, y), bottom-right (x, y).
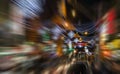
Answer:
top-left (84, 31), bottom-right (88, 35)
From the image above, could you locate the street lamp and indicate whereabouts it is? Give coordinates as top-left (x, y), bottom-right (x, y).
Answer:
top-left (72, 9), bottom-right (76, 17)
top-left (64, 22), bottom-right (69, 27)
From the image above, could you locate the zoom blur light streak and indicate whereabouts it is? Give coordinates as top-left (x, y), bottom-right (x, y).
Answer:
top-left (12, 0), bottom-right (45, 18)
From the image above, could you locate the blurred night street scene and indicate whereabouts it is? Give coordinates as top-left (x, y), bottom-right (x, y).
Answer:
top-left (0, 0), bottom-right (120, 74)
